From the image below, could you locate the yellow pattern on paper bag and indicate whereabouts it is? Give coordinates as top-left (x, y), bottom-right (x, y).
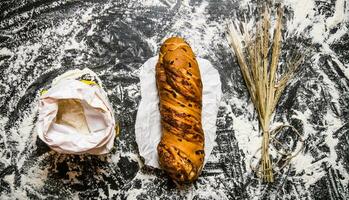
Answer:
top-left (80, 80), bottom-right (97, 86)
top-left (40, 89), bottom-right (48, 95)
top-left (115, 121), bottom-right (120, 136)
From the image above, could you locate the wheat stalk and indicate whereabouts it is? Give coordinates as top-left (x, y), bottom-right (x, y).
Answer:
top-left (227, 6), bottom-right (304, 182)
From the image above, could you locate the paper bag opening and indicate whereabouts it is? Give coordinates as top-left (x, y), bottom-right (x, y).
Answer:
top-left (55, 99), bottom-right (90, 135)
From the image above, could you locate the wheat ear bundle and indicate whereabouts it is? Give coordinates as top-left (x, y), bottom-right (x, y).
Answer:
top-left (227, 6), bottom-right (304, 182)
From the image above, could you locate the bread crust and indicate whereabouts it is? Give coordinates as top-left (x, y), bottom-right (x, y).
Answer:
top-left (156, 37), bottom-right (204, 183)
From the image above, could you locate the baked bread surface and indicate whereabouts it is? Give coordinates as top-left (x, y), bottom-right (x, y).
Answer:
top-left (156, 37), bottom-right (204, 183)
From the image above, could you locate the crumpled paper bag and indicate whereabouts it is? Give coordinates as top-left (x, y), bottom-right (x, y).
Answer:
top-left (37, 68), bottom-right (116, 155)
top-left (135, 56), bottom-right (222, 168)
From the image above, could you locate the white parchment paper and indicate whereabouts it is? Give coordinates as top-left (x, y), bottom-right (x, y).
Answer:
top-left (37, 68), bottom-right (116, 155)
top-left (135, 56), bottom-right (222, 168)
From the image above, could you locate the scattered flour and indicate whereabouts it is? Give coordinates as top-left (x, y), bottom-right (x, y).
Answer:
top-left (1, 0), bottom-right (348, 198)
top-left (327, 0), bottom-right (348, 29)
top-left (165, 1), bottom-right (220, 58)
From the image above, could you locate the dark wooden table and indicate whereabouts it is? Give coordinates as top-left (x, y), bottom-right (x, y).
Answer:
top-left (0, 0), bottom-right (348, 199)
